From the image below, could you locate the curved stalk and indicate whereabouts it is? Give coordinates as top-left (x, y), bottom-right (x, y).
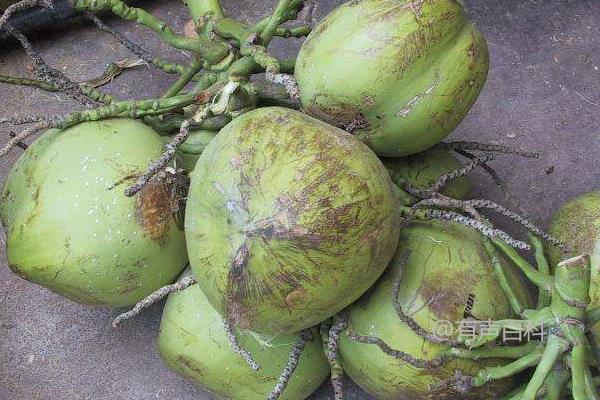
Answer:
top-left (162, 59), bottom-right (204, 98)
top-left (184, 0), bottom-right (224, 20)
top-left (520, 334), bottom-right (569, 400)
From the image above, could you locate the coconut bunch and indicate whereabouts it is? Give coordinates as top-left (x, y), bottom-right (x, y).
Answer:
top-left (1, 0), bottom-right (598, 399)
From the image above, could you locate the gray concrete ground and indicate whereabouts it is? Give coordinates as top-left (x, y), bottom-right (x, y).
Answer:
top-left (0, 0), bottom-right (599, 399)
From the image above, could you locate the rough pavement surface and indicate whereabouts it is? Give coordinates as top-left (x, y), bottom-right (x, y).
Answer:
top-left (0, 0), bottom-right (599, 399)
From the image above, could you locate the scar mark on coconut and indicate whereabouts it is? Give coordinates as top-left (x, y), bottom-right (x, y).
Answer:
top-left (177, 355), bottom-right (206, 377)
top-left (396, 76), bottom-right (439, 118)
top-left (135, 178), bottom-right (172, 242)
top-left (230, 242), bottom-right (250, 281)
top-left (305, 102), bottom-right (370, 135)
top-left (284, 287), bottom-right (308, 311)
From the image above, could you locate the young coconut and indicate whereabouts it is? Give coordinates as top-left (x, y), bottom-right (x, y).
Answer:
top-left (0, 118), bottom-right (188, 306)
top-left (295, 0), bottom-right (489, 156)
top-left (185, 106), bottom-right (401, 335)
top-left (172, 129), bottom-right (217, 172)
top-left (546, 190), bottom-right (600, 350)
top-left (337, 220), bottom-right (534, 399)
top-left (158, 270), bottom-right (329, 400)
top-left (547, 190), bottom-right (600, 305)
top-left (383, 147), bottom-right (472, 200)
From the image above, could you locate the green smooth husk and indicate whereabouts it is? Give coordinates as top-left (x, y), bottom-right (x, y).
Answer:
top-left (295, 0), bottom-right (489, 156)
top-left (158, 272), bottom-right (329, 400)
top-left (383, 147), bottom-right (472, 199)
top-left (0, 118), bottom-right (188, 306)
top-left (185, 106), bottom-right (401, 334)
top-left (339, 220), bottom-right (533, 399)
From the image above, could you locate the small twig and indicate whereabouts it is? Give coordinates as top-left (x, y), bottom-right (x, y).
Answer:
top-left (438, 141), bottom-right (539, 158)
top-left (0, 115), bottom-right (47, 125)
top-left (111, 275), bottom-right (197, 328)
top-left (265, 71), bottom-right (300, 100)
top-left (412, 196), bottom-right (482, 220)
top-left (387, 169), bottom-right (427, 198)
top-left (0, 74), bottom-right (59, 91)
top-left (427, 153), bottom-right (494, 194)
top-left (223, 320), bottom-right (260, 371)
top-left (9, 131), bottom-right (29, 150)
top-left (267, 329), bottom-right (313, 400)
top-left (464, 199), bottom-right (565, 250)
top-left (327, 313), bottom-right (348, 400)
top-left (83, 58), bottom-right (146, 88)
top-left (83, 12), bottom-right (153, 61)
top-left (124, 119), bottom-right (192, 196)
top-left (0, 0), bottom-right (53, 30)
top-left (346, 329), bottom-right (449, 369)
top-left (0, 120), bottom-right (52, 156)
top-left (3, 23), bottom-right (99, 107)
top-left (106, 173), bottom-right (138, 191)
top-left (82, 12), bottom-right (184, 75)
top-left (425, 209), bottom-right (530, 250)
top-left (453, 149), bottom-right (529, 216)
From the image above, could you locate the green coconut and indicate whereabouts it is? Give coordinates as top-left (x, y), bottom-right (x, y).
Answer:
top-left (185, 106), bottom-right (401, 334)
top-left (0, 118), bottom-right (188, 307)
top-left (172, 129), bottom-right (218, 172)
top-left (295, 0), bottom-right (489, 156)
top-left (547, 190), bottom-right (600, 347)
top-left (338, 220), bottom-right (533, 399)
top-left (158, 271), bottom-right (329, 400)
top-left (383, 148), bottom-right (472, 200)
top-left (547, 190), bottom-right (600, 305)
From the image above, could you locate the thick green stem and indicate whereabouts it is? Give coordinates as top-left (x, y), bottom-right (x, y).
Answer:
top-left (71, 0), bottom-right (230, 63)
top-left (571, 340), bottom-right (591, 400)
top-left (485, 240), bottom-right (524, 315)
top-left (184, 0), bottom-right (224, 20)
top-left (584, 365), bottom-right (600, 400)
top-left (520, 334), bottom-right (569, 400)
top-left (252, 0), bottom-right (304, 33)
top-left (162, 59), bottom-right (203, 98)
top-left (260, 0), bottom-right (292, 44)
top-left (0, 74), bottom-right (114, 104)
top-left (0, 74), bottom-right (58, 91)
top-left (58, 94), bottom-right (196, 129)
top-left (446, 342), bottom-right (540, 360)
top-left (529, 234), bottom-right (552, 308)
top-left (542, 365), bottom-right (569, 400)
top-left (492, 239), bottom-right (553, 290)
top-left (275, 25), bottom-right (311, 38)
top-left (471, 348), bottom-right (544, 387)
top-left (190, 73), bottom-right (221, 98)
top-left (152, 59), bottom-right (187, 75)
top-left (213, 18), bottom-right (252, 42)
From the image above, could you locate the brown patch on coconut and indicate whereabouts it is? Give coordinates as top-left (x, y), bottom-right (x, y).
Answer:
top-left (135, 177), bottom-right (173, 242)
